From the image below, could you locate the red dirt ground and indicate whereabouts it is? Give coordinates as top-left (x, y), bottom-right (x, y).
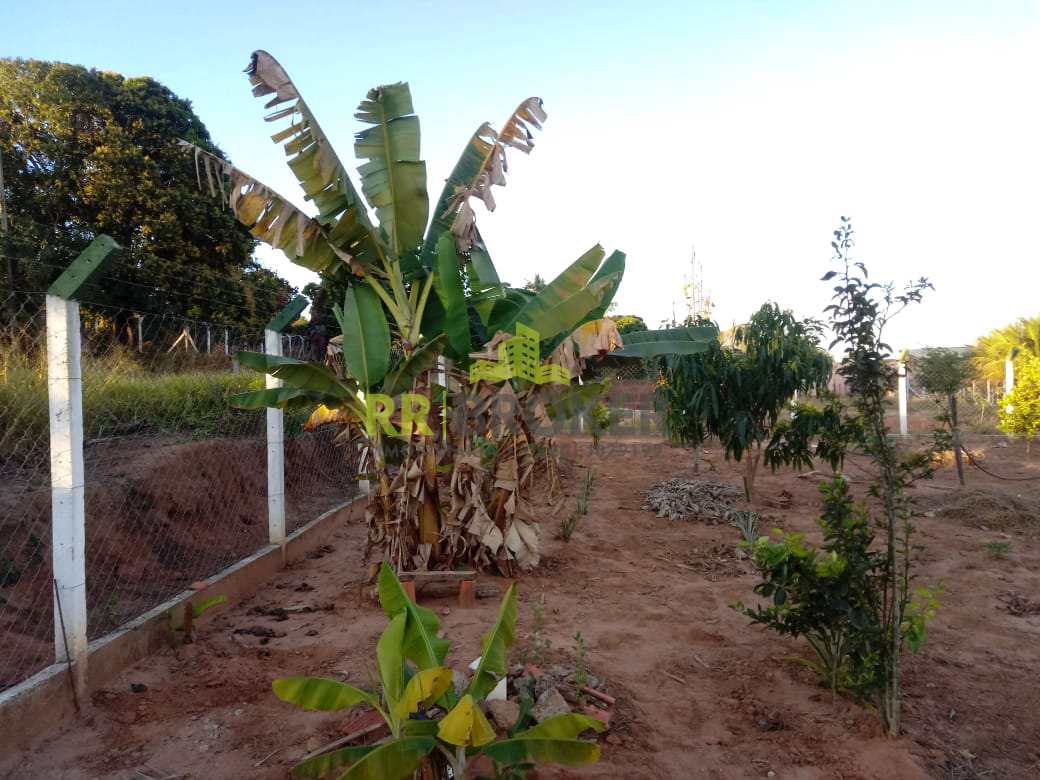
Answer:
top-left (2, 438), bottom-right (1038, 779)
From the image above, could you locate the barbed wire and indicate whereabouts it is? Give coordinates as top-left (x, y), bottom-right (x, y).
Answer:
top-left (4, 254), bottom-right (288, 323)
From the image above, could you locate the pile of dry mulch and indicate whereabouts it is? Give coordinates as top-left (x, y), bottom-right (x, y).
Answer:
top-left (642, 479), bottom-right (744, 522)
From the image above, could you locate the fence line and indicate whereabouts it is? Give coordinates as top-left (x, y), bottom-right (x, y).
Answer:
top-left (0, 239), bottom-right (359, 697)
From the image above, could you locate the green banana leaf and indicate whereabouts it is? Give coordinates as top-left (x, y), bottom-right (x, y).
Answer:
top-left (402, 719), bottom-right (440, 737)
top-left (236, 352), bottom-right (357, 398)
top-left (466, 584), bottom-right (517, 701)
top-left (296, 737), bottom-right (435, 780)
top-left (506, 244), bottom-right (605, 335)
top-left (478, 713), bottom-right (605, 767)
top-left (614, 326), bottom-right (718, 359)
top-left (272, 677), bottom-right (378, 711)
top-left (486, 288), bottom-right (536, 334)
top-left (583, 250), bottom-right (626, 322)
top-left (467, 243), bottom-right (502, 292)
top-left (290, 744), bottom-right (376, 779)
top-left (382, 335), bottom-right (448, 396)
top-left (354, 83), bottom-right (429, 259)
top-left (230, 386), bottom-right (343, 411)
top-left (377, 613), bottom-right (407, 706)
top-left (333, 285), bottom-right (391, 390)
top-left (466, 243), bottom-right (505, 325)
top-left (377, 563), bottom-right (450, 668)
top-left (523, 273), bottom-right (621, 342)
top-left (433, 234), bottom-right (472, 362)
top-left (245, 50), bottom-right (381, 269)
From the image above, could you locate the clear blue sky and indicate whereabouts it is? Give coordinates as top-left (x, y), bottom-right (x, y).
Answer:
top-left (4, 1), bottom-right (1038, 348)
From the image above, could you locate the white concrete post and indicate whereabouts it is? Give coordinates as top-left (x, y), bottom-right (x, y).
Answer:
top-left (46, 294), bottom-right (88, 698)
top-left (136, 315), bottom-right (143, 353)
top-left (577, 375), bottom-right (585, 434)
top-left (206, 325), bottom-right (212, 354)
top-left (357, 390), bottom-right (371, 495)
top-left (265, 328), bottom-right (286, 545)
top-left (897, 361), bottom-right (909, 436)
top-left (1005, 358), bottom-right (1015, 413)
top-left (224, 327), bottom-right (230, 356)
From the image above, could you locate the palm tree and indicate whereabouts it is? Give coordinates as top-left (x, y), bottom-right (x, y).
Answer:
top-left (974, 314), bottom-right (1040, 382)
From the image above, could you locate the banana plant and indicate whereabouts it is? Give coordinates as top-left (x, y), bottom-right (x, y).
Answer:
top-left (182, 49), bottom-right (625, 366)
top-left (182, 50), bottom-right (629, 571)
top-left (273, 563), bottom-right (604, 779)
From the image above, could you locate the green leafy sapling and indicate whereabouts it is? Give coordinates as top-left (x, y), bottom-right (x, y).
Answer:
top-left (273, 565), bottom-right (603, 779)
top-left (916, 348), bottom-right (975, 485)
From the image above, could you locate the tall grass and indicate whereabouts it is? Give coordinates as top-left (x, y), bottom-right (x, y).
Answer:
top-left (1, 342), bottom-right (268, 467)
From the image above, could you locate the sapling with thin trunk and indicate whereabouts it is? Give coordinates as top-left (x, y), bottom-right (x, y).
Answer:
top-left (915, 348), bottom-right (974, 485)
top-left (823, 217), bottom-right (934, 736)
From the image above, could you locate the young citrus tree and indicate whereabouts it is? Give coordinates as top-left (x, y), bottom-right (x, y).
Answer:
top-left (821, 217), bottom-right (934, 736)
top-left (915, 348), bottom-right (974, 484)
top-left (999, 354), bottom-right (1040, 452)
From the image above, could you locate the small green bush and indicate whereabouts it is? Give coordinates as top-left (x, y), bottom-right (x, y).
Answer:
top-left (737, 477), bottom-right (939, 701)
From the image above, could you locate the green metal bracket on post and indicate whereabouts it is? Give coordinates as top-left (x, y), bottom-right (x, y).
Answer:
top-left (46, 235), bottom-right (122, 300)
top-left (266, 294), bottom-right (309, 333)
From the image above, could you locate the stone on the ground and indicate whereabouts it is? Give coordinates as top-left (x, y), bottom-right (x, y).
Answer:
top-left (452, 669), bottom-right (468, 696)
top-left (532, 688), bottom-right (571, 722)
top-left (487, 699), bottom-right (520, 729)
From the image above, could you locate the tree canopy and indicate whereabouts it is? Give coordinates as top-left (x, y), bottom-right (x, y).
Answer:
top-left (0, 58), bottom-right (294, 328)
top-left (973, 314), bottom-right (1040, 383)
top-left (656, 303), bottom-right (832, 498)
top-left (612, 314), bottom-right (647, 335)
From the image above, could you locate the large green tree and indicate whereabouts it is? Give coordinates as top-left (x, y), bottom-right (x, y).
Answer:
top-left (0, 58), bottom-right (293, 328)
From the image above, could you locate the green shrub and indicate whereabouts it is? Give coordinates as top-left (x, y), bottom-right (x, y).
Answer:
top-left (737, 477), bottom-right (885, 699)
top-left (999, 355), bottom-right (1040, 452)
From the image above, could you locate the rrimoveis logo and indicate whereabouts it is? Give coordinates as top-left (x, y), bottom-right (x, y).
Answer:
top-left (361, 324), bottom-right (571, 439)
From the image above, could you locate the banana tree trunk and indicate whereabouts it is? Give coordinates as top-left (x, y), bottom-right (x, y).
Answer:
top-left (418, 439), bottom-right (442, 546)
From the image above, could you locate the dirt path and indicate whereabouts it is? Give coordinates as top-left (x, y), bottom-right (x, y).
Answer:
top-left (3, 440), bottom-right (1038, 779)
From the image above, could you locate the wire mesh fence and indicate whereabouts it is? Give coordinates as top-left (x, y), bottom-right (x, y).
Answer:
top-left (0, 291), bottom-right (54, 690)
top-left (0, 277), bottom-right (360, 694)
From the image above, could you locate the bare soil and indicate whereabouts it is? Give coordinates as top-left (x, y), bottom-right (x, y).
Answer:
top-left (3, 438), bottom-right (1038, 779)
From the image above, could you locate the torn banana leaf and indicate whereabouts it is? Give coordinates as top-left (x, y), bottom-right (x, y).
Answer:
top-left (245, 49), bottom-right (381, 269)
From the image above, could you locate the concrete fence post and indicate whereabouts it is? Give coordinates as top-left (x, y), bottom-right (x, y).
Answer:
top-left (264, 326), bottom-right (286, 546)
top-left (897, 360), bottom-right (909, 436)
top-left (264, 296), bottom-right (308, 546)
top-left (45, 236), bottom-right (121, 702)
top-left (1004, 356), bottom-right (1015, 413)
